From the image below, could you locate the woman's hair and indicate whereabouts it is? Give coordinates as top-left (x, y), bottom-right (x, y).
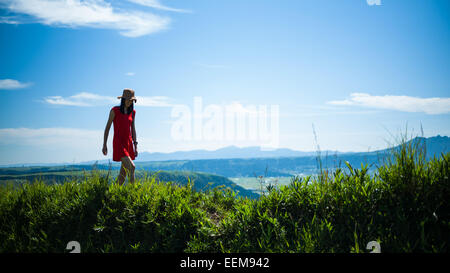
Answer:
top-left (119, 98), bottom-right (134, 114)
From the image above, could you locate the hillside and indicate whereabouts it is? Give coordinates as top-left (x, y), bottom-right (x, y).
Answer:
top-left (145, 170), bottom-right (259, 199)
top-left (0, 168), bottom-right (258, 199)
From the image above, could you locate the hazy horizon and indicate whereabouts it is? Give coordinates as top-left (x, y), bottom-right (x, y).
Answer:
top-left (2, 134), bottom-right (448, 167)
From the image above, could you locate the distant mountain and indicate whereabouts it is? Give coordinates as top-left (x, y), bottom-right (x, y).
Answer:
top-left (0, 135), bottom-right (448, 180)
top-left (365, 135), bottom-right (450, 160)
top-left (135, 146), bottom-right (321, 162)
top-left (74, 135), bottom-right (450, 165)
top-left (0, 146), bottom-right (312, 167)
top-left (75, 145), bottom-right (346, 165)
top-left (409, 135), bottom-right (449, 159)
top-left (1, 135), bottom-right (448, 168)
top-left (133, 135), bottom-right (449, 177)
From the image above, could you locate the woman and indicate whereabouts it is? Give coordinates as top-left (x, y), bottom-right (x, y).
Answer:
top-left (102, 88), bottom-right (138, 185)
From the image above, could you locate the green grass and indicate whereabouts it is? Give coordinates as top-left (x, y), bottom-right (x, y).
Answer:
top-left (0, 136), bottom-right (448, 253)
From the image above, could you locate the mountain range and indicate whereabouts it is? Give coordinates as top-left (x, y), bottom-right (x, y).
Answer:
top-left (1, 135), bottom-right (448, 167)
top-left (91, 146), bottom-right (345, 164)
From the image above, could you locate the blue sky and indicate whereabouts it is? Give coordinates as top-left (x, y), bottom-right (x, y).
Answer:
top-left (0, 0), bottom-right (449, 165)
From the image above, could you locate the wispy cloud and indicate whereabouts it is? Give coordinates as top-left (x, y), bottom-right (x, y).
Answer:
top-left (0, 15), bottom-right (23, 24)
top-left (125, 72), bottom-right (135, 76)
top-left (0, 0), bottom-right (171, 37)
top-left (0, 127), bottom-right (185, 164)
top-left (43, 91), bottom-right (175, 107)
top-left (366, 0), bottom-right (381, 6)
top-left (128, 0), bottom-right (191, 13)
top-left (0, 127), bottom-right (102, 146)
top-left (44, 92), bottom-right (116, 106)
top-left (136, 95), bottom-right (174, 107)
top-left (0, 127), bottom-right (104, 164)
top-left (0, 78), bottom-right (32, 89)
top-left (327, 93), bottom-right (450, 115)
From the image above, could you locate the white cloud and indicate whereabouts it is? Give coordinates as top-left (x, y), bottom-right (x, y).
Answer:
top-left (0, 127), bottom-right (162, 164)
top-left (327, 93), bottom-right (450, 115)
top-left (0, 15), bottom-right (22, 24)
top-left (0, 127), bottom-right (105, 164)
top-left (43, 91), bottom-right (174, 107)
top-left (128, 0), bottom-right (191, 13)
top-left (44, 92), bottom-right (116, 106)
top-left (125, 72), bottom-right (135, 76)
top-left (366, 0), bottom-right (381, 6)
top-left (44, 95), bottom-right (90, 106)
top-left (0, 78), bottom-right (32, 89)
top-left (0, 0), bottom-right (171, 37)
top-left (135, 95), bottom-right (174, 107)
top-left (0, 127), bottom-right (101, 145)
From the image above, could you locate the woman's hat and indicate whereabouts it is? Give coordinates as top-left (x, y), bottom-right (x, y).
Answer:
top-left (117, 88), bottom-right (137, 102)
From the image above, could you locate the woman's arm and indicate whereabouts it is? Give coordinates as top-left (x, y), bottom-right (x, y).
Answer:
top-left (132, 112), bottom-right (138, 156)
top-left (102, 109), bottom-right (114, 154)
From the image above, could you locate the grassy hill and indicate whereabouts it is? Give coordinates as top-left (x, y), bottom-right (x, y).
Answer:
top-left (0, 137), bottom-right (448, 253)
top-left (0, 168), bottom-right (258, 199)
top-left (147, 170), bottom-right (259, 199)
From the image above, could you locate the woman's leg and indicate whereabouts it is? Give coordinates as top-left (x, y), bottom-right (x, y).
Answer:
top-left (117, 163), bottom-right (126, 185)
top-left (120, 156), bottom-right (135, 184)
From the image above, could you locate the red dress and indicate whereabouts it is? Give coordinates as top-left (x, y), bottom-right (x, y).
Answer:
top-left (112, 106), bottom-right (136, 162)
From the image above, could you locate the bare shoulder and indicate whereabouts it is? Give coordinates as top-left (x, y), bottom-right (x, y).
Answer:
top-left (109, 108), bottom-right (115, 120)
